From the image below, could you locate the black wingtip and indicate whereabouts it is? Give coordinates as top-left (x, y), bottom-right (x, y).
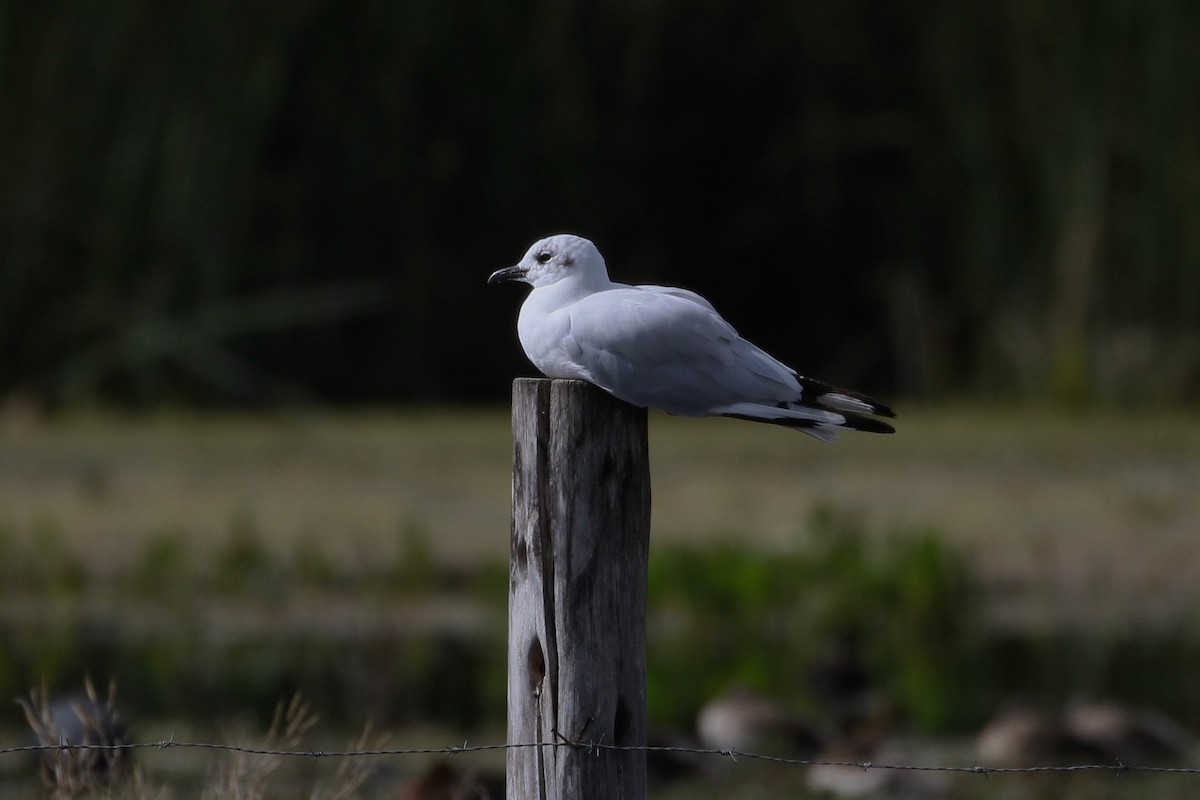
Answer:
top-left (797, 375), bottom-right (896, 419)
top-left (721, 410), bottom-right (895, 437)
top-left (841, 413), bottom-right (895, 434)
top-left (873, 402), bottom-right (897, 419)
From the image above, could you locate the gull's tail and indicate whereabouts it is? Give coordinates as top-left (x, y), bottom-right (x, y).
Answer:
top-left (714, 376), bottom-right (896, 442)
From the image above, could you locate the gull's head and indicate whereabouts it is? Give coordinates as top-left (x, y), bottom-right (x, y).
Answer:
top-left (487, 234), bottom-right (607, 289)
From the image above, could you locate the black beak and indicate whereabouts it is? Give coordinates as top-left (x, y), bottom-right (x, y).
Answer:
top-left (487, 265), bottom-right (527, 285)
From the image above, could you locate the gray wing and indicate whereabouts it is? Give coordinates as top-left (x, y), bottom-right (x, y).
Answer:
top-left (559, 286), bottom-right (801, 416)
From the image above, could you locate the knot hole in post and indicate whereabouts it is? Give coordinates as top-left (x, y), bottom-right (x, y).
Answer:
top-left (527, 636), bottom-right (546, 695)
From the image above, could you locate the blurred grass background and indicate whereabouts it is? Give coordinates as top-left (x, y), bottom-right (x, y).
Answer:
top-left (2, 0), bottom-right (1199, 796)
top-left (1, 411), bottom-right (1198, 797)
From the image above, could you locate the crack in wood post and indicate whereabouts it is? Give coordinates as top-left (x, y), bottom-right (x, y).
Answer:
top-left (507, 379), bottom-right (650, 800)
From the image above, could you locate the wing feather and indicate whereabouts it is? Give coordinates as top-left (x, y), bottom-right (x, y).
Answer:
top-left (560, 287), bottom-right (799, 415)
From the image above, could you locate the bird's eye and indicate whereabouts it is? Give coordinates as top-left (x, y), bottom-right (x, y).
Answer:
top-left (535, 251), bottom-right (552, 264)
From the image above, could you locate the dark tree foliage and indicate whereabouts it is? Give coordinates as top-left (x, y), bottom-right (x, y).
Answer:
top-left (1, 0), bottom-right (1196, 407)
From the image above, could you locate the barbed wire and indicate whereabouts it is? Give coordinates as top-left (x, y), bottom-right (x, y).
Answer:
top-left (4, 738), bottom-right (1200, 777)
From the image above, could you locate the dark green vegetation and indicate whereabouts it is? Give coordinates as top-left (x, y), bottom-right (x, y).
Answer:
top-left (4, 504), bottom-right (1197, 736)
top-left (2, 2), bottom-right (1199, 408)
top-left (3, 506), bottom-right (1199, 798)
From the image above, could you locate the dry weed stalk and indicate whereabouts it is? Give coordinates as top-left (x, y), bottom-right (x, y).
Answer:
top-left (18, 678), bottom-right (132, 798)
top-left (203, 694), bottom-right (318, 800)
top-left (323, 720), bottom-right (390, 800)
top-left (200, 693), bottom-right (389, 799)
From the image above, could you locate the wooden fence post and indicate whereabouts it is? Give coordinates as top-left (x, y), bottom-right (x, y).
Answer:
top-left (507, 378), bottom-right (651, 800)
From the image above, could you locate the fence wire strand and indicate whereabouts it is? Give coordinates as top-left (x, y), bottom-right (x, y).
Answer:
top-left (5, 739), bottom-right (1200, 776)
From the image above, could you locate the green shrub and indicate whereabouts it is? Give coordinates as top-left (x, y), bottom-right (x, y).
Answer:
top-left (646, 505), bottom-right (987, 732)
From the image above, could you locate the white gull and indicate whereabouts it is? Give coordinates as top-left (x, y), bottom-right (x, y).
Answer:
top-left (488, 234), bottom-right (894, 441)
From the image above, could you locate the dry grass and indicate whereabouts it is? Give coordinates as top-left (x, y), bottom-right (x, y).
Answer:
top-left (19, 679), bottom-right (134, 798)
top-left (198, 695), bottom-right (388, 800)
top-left (0, 405), bottom-right (1197, 629)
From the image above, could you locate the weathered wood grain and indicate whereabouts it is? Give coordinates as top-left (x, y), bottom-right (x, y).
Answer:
top-left (507, 378), bottom-right (651, 800)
